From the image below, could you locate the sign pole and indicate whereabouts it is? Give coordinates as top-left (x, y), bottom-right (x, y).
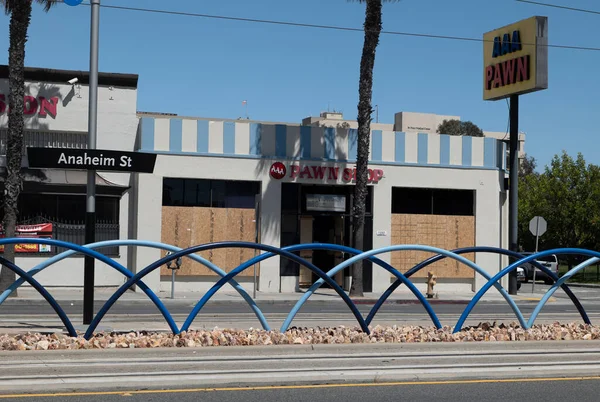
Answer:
top-left (83, 0), bottom-right (100, 325)
top-left (508, 94), bottom-right (519, 295)
top-left (532, 217), bottom-right (539, 293)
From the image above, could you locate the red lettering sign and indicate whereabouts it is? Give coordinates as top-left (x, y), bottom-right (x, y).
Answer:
top-left (485, 55), bottom-right (530, 90)
top-left (269, 162), bottom-right (384, 184)
top-left (0, 94), bottom-right (59, 117)
top-left (39, 96), bottom-right (59, 117)
top-left (23, 96), bottom-right (38, 115)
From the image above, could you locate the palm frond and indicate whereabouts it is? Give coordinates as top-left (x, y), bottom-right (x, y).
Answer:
top-left (2, 0), bottom-right (55, 14)
top-left (35, 0), bottom-right (55, 12)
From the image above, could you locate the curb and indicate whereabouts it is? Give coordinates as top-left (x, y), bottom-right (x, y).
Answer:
top-left (0, 298), bottom-right (481, 305)
top-left (560, 283), bottom-right (600, 289)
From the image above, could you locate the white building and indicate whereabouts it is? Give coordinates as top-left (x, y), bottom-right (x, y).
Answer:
top-left (0, 65), bottom-right (512, 294)
top-left (303, 111), bottom-right (526, 161)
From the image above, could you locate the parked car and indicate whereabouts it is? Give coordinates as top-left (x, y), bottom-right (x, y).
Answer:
top-left (517, 252), bottom-right (559, 285)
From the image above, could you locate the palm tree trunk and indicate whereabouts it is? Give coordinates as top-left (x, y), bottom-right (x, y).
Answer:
top-left (350, 0), bottom-right (382, 297)
top-left (0, 0), bottom-right (32, 295)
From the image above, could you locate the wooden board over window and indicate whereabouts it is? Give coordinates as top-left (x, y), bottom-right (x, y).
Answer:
top-left (391, 214), bottom-right (475, 279)
top-left (160, 206), bottom-right (258, 277)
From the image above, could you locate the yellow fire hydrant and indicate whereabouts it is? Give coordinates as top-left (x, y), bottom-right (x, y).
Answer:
top-left (426, 271), bottom-right (437, 299)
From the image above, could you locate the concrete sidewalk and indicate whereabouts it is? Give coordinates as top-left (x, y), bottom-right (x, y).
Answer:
top-left (3, 341), bottom-right (600, 394)
top-left (0, 286), bottom-right (557, 305)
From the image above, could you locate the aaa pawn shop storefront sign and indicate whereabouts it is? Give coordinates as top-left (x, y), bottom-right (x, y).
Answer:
top-left (269, 162), bottom-right (384, 184)
top-left (483, 16), bottom-right (548, 101)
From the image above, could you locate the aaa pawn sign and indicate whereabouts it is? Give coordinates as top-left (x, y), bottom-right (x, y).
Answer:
top-left (270, 162), bottom-right (286, 179)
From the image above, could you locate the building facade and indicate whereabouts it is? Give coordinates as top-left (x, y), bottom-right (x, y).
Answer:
top-left (0, 65), bottom-right (511, 294)
top-left (0, 66), bottom-right (138, 287)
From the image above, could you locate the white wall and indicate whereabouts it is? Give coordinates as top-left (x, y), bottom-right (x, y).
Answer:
top-left (395, 112), bottom-right (460, 134)
top-left (368, 164), bottom-right (506, 292)
top-left (0, 78), bottom-right (138, 287)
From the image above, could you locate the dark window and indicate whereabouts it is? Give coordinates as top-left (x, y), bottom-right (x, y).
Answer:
top-left (225, 181), bottom-right (259, 208)
top-left (281, 183), bottom-right (300, 214)
top-left (211, 180), bottom-right (226, 208)
top-left (163, 178), bottom-right (184, 206)
top-left (280, 215), bottom-right (300, 276)
top-left (13, 194), bottom-right (119, 222)
top-left (391, 188), bottom-right (432, 214)
top-left (162, 178), bottom-right (260, 209)
top-left (0, 192), bottom-right (121, 256)
top-left (392, 187), bottom-right (474, 216)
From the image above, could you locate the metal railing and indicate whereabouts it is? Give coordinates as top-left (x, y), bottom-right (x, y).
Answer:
top-left (17, 216), bottom-right (119, 256)
top-left (0, 238), bottom-right (597, 340)
top-left (0, 129), bottom-right (87, 155)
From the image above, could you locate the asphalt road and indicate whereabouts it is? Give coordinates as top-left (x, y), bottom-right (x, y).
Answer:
top-left (1, 297), bottom-right (599, 316)
top-left (4, 285), bottom-right (600, 331)
top-left (3, 379), bottom-right (600, 401)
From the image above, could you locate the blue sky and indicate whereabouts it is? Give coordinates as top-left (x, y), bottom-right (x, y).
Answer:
top-left (0, 0), bottom-right (598, 169)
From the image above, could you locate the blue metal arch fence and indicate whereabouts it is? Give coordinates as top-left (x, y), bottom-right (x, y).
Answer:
top-left (0, 238), bottom-right (595, 340)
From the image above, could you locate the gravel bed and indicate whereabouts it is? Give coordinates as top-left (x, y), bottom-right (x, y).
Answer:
top-left (2, 322), bottom-right (600, 351)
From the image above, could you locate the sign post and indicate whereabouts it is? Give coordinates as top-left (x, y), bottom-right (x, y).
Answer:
top-left (83, 0), bottom-right (100, 327)
top-left (529, 216), bottom-right (547, 292)
top-left (165, 251), bottom-right (182, 299)
top-left (483, 16), bottom-right (548, 294)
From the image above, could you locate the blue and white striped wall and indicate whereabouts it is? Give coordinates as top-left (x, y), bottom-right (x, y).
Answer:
top-left (139, 117), bottom-right (505, 170)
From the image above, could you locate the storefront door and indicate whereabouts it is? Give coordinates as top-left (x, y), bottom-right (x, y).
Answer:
top-left (280, 183), bottom-right (373, 292)
top-left (310, 214), bottom-right (346, 287)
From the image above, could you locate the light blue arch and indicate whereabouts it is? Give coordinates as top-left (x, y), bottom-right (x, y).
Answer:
top-left (455, 248), bottom-right (600, 333)
top-left (0, 240), bottom-right (270, 331)
top-left (281, 244), bottom-right (527, 332)
top-left (179, 243), bottom-right (441, 332)
top-left (0, 238), bottom-right (182, 334)
top-left (85, 242), bottom-right (368, 339)
top-left (527, 256), bottom-right (600, 328)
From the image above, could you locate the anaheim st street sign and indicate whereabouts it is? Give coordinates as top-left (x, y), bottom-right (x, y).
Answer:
top-left (26, 147), bottom-right (157, 173)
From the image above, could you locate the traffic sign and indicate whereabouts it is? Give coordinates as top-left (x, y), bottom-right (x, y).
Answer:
top-left (529, 216), bottom-right (547, 237)
top-left (64, 0), bottom-right (84, 6)
top-left (26, 147), bottom-right (157, 173)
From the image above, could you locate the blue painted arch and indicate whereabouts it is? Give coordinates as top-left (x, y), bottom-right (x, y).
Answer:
top-left (85, 242), bottom-right (370, 340)
top-left (365, 246), bottom-right (590, 327)
top-left (0, 254), bottom-right (77, 337)
top-left (0, 240), bottom-right (271, 332)
top-left (179, 243), bottom-right (442, 333)
top-left (455, 248), bottom-right (600, 333)
top-left (281, 245), bottom-right (528, 333)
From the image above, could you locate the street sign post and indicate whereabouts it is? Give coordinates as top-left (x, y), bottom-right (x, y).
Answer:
top-left (529, 216), bottom-right (547, 292)
top-left (64, 0), bottom-right (84, 5)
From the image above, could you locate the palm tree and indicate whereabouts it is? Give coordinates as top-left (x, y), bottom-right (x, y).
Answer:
top-left (0, 0), bottom-right (54, 295)
top-left (350, 0), bottom-right (397, 297)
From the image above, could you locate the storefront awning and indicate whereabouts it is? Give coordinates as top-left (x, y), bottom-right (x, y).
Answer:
top-left (0, 167), bottom-right (127, 186)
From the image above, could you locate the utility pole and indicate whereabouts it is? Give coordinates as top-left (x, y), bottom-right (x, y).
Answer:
top-left (508, 94), bottom-right (519, 295)
top-left (83, 0), bottom-right (100, 325)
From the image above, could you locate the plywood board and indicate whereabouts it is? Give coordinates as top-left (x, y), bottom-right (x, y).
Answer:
top-left (161, 206), bottom-right (258, 277)
top-left (390, 214), bottom-right (475, 279)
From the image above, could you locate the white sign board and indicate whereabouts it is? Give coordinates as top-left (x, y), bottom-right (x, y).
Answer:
top-left (306, 194), bottom-right (346, 212)
top-left (529, 216), bottom-right (547, 237)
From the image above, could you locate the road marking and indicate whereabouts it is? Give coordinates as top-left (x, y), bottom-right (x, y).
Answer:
top-left (3, 376), bottom-right (600, 398)
top-left (515, 296), bottom-right (556, 302)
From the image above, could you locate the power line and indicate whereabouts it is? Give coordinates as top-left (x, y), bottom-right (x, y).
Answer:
top-left (516, 0), bottom-right (600, 16)
top-left (52, 0), bottom-right (600, 53)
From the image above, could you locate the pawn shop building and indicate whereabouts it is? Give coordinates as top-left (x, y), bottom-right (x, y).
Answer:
top-left (0, 65), bottom-right (511, 294)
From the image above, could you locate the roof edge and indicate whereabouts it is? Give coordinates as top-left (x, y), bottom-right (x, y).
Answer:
top-left (0, 65), bottom-right (138, 89)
